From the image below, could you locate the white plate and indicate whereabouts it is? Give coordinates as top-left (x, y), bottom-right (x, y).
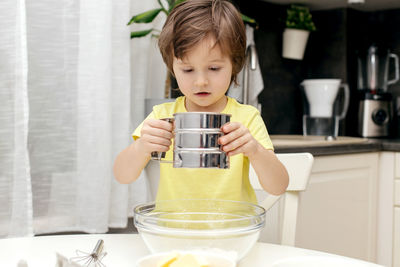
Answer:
top-left (271, 255), bottom-right (379, 267)
top-left (136, 251), bottom-right (236, 267)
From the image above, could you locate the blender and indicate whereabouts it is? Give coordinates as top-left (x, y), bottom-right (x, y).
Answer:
top-left (357, 44), bottom-right (399, 137)
top-left (301, 79), bottom-right (350, 137)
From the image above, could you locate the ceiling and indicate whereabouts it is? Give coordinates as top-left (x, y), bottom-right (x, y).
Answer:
top-left (259, 0), bottom-right (400, 11)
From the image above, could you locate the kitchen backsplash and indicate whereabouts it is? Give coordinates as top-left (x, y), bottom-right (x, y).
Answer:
top-left (234, 1), bottom-right (400, 137)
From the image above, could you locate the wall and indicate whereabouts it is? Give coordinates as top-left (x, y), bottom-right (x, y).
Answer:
top-left (235, 1), bottom-right (400, 137)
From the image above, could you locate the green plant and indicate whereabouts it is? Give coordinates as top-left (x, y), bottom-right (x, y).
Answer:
top-left (285, 4), bottom-right (316, 32)
top-left (128, 0), bottom-right (256, 39)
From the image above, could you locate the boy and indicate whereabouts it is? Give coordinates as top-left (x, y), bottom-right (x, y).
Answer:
top-left (114, 0), bottom-right (288, 203)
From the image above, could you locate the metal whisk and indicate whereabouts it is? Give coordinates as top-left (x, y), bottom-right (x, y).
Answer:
top-left (69, 239), bottom-right (107, 267)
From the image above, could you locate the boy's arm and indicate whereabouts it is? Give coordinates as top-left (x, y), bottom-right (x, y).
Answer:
top-left (113, 139), bottom-right (151, 184)
top-left (113, 118), bottom-right (173, 184)
top-left (247, 145), bottom-right (289, 196)
top-left (220, 121), bottom-right (289, 195)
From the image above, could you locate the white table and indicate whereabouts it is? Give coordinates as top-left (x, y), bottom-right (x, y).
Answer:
top-left (0, 234), bottom-right (383, 267)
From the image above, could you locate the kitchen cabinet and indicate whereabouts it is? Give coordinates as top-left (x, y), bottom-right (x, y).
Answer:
top-left (260, 0), bottom-right (400, 11)
top-left (394, 153), bottom-right (400, 267)
top-left (376, 152), bottom-right (395, 267)
top-left (295, 152), bottom-right (379, 262)
top-left (378, 152), bottom-right (400, 267)
top-left (394, 208), bottom-right (400, 267)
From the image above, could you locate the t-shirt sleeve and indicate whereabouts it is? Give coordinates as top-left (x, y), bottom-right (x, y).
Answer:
top-left (132, 111), bottom-right (156, 141)
top-left (248, 110), bottom-right (274, 151)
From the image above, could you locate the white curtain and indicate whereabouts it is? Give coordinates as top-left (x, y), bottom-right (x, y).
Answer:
top-left (0, 0), bottom-right (164, 237)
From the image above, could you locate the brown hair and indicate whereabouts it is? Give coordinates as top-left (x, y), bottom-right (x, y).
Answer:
top-left (158, 0), bottom-right (246, 85)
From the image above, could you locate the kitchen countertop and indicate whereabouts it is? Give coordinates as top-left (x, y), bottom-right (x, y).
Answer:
top-left (270, 135), bottom-right (400, 156)
top-left (0, 234), bottom-right (383, 267)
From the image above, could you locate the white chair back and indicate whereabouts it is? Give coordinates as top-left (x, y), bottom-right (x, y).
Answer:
top-left (249, 152), bottom-right (314, 246)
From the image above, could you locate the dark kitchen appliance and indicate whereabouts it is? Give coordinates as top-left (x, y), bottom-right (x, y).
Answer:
top-left (357, 44), bottom-right (399, 137)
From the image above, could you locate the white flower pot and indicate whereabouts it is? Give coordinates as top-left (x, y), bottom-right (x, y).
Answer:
top-left (282, 28), bottom-right (310, 60)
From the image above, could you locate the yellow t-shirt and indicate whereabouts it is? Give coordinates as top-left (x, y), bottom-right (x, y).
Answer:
top-left (133, 96), bottom-right (273, 204)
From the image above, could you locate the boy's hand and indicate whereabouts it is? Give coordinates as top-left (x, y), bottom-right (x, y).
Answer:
top-left (219, 122), bottom-right (259, 158)
top-left (136, 119), bottom-right (174, 156)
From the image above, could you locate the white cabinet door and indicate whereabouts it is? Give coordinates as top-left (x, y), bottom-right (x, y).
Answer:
top-left (393, 153), bottom-right (400, 267)
top-left (295, 152), bottom-right (379, 262)
top-left (394, 208), bottom-right (400, 267)
top-left (395, 180), bottom-right (400, 206)
top-left (377, 152), bottom-right (395, 267)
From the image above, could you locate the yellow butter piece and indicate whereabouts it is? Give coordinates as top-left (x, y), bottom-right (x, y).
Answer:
top-left (157, 252), bottom-right (180, 267)
top-left (169, 253), bottom-right (209, 267)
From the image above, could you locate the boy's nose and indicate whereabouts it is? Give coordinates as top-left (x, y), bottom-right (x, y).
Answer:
top-left (194, 73), bottom-right (208, 87)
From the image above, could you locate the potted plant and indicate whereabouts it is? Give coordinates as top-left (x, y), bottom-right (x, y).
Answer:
top-left (128, 0), bottom-right (185, 39)
top-left (128, 0), bottom-right (256, 98)
top-left (129, 0), bottom-right (256, 38)
top-left (282, 4), bottom-right (316, 60)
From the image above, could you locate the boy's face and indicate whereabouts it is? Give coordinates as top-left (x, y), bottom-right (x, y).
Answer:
top-left (172, 36), bottom-right (233, 112)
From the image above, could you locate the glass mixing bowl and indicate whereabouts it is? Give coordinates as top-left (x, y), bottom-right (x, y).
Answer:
top-left (133, 199), bottom-right (265, 261)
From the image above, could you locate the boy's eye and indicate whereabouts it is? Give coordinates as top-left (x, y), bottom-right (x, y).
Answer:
top-left (209, 67), bottom-right (220, 71)
top-left (183, 69), bottom-right (193, 73)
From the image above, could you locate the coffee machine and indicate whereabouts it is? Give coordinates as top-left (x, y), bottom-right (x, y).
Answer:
top-left (357, 44), bottom-right (399, 137)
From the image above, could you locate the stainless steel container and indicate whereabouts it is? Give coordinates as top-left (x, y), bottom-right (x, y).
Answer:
top-left (151, 112), bottom-right (231, 169)
top-left (174, 129), bottom-right (223, 149)
top-left (173, 148), bottom-right (229, 168)
top-left (173, 112), bottom-right (231, 129)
